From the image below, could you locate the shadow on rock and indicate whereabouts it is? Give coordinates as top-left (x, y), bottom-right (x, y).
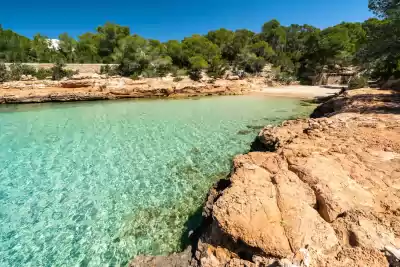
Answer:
top-left (311, 89), bottom-right (400, 118)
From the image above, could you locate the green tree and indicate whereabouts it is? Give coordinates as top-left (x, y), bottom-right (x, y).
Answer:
top-left (182, 35), bottom-right (221, 63)
top-left (261, 19), bottom-right (287, 51)
top-left (0, 63), bottom-right (8, 82)
top-left (96, 22), bottom-right (130, 63)
top-left (0, 27), bottom-right (32, 62)
top-left (226, 29), bottom-right (255, 62)
top-left (353, 1), bottom-right (400, 80)
top-left (285, 24), bottom-right (319, 67)
top-left (0, 4), bottom-right (396, 83)
top-left (236, 50), bottom-right (266, 74)
top-left (188, 55), bottom-right (208, 81)
top-left (51, 60), bottom-right (74, 80)
top-left (165, 40), bottom-right (185, 68)
top-left (75, 33), bottom-right (101, 63)
top-left (112, 34), bottom-right (156, 77)
top-left (58, 33), bottom-right (77, 63)
top-left (250, 41), bottom-right (275, 59)
top-left (151, 56), bottom-right (173, 77)
top-left (369, 0), bottom-right (400, 17)
top-left (207, 56), bottom-right (227, 78)
top-left (206, 28), bottom-right (236, 61)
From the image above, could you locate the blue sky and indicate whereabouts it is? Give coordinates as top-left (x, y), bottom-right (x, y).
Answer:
top-left (1, 0), bottom-right (373, 41)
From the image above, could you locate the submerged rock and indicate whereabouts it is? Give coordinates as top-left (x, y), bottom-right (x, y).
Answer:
top-left (129, 246), bottom-right (192, 267)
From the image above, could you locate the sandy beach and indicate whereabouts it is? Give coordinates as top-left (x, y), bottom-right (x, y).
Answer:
top-left (253, 85), bottom-right (343, 98)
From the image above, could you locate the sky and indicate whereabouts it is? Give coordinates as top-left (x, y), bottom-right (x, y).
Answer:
top-left (1, 0), bottom-right (373, 41)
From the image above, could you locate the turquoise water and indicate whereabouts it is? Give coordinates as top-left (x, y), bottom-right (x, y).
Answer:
top-left (0, 96), bottom-right (309, 266)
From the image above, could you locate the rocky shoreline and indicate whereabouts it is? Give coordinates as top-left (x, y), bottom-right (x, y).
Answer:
top-left (130, 88), bottom-right (400, 267)
top-left (0, 75), bottom-right (274, 104)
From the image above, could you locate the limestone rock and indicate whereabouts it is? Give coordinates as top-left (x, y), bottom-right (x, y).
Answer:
top-left (0, 76), bottom-right (253, 103)
top-left (60, 79), bottom-right (94, 88)
top-left (20, 75), bottom-right (37, 81)
top-left (290, 155), bottom-right (375, 223)
top-left (274, 171), bottom-right (339, 254)
top-left (192, 93), bottom-right (400, 267)
top-left (213, 165), bottom-right (292, 258)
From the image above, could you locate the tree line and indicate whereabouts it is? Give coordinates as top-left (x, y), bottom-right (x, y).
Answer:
top-left (0, 0), bottom-right (398, 83)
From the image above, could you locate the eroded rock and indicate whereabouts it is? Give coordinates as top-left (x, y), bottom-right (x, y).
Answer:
top-left (193, 108), bottom-right (400, 267)
top-left (212, 165), bottom-right (292, 258)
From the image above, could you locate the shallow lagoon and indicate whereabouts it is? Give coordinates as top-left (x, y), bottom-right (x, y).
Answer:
top-left (0, 96), bottom-right (311, 266)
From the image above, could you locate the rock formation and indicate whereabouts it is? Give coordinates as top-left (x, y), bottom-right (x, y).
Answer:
top-left (0, 75), bottom-right (271, 104)
top-left (188, 89), bottom-right (400, 267)
top-left (127, 89), bottom-right (400, 267)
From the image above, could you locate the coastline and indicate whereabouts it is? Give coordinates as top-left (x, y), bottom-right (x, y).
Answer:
top-left (0, 77), bottom-right (252, 104)
top-left (3, 75), bottom-right (397, 266)
top-left (251, 85), bottom-right (342, 99)
top-left (0, 76), bottom-right (342, 105)
top-left (130, 88), bottom-right (400, 267)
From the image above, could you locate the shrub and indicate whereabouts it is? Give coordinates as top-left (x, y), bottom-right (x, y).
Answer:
top-left (152, 56), bottom-right (173, 77)
top-left (236, 51), bottom-right (266, 74)
top-left (100, 64), bottom-right (111, 74)
top-left (348, 76), bottom-right (368, 90)
top-left (130, 73), bottom-right (140, 80)
top-left (142, 68), bottom-right (158, 78)
top-left (117, 59), bottom-right (143, 77)
top-left (51, 61), bottom-right (76, 80)
top-left (173, 76), bottom-right (183, 82)
top-left (232, 67), bottom-right (247, 79)
top-left (176, 69), bottom-right (187, 77)
top-left (170, 66), bottom-right (179, 77)
top-left (35, 68), bottom-right (52, 80)
top-left (100, 64), bottom-right (118, 76)
top-left (9, 64), bottom-right (22, 81)
top-left (188, 70), bottom-right (203, 81)
top-left (188, 56), bottom-right (208, 81)
top-left (275, 72), bottom-right (296, 85)
top-left (0, 63), bottom-right (8, 82)
top-left (8, 63), bottom-right (37, 81)
top-left (20, 64), bottom-right (37, 76)
top-left (171, 68), bottom-right (187, 77)
top-left (207, 56), bottom-right (227, 79)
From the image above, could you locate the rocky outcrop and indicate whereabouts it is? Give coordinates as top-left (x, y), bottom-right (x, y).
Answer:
top-left (0, 76), bottom-right (271, 104)
top-left (127, 89), bottom-right (400, 267)
top-left (311, 88), bottom-right (400, 118)
top-left (189, 89), bottom-right (400, 267)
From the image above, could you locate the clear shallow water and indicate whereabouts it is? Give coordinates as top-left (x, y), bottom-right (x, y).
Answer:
top-left (0, 96), bottom-right (311, 266)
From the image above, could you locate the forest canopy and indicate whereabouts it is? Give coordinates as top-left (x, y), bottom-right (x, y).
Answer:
top-left (0, 0), bottom-right (399, 82)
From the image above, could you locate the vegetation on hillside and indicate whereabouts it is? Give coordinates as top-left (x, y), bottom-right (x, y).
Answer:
top-left (0, 0), bottom-right (398, 83)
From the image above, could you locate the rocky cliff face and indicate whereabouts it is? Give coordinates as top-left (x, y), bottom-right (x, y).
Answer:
top-left (130, 89), bottom-right (400, 267)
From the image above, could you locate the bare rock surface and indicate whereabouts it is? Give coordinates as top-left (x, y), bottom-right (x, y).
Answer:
top-left (212, 165), bottom-right (292, 258)
top-left (191, 89), bottom-right (400, 267)
top-left (0, 76), bottom-right (271, 104)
